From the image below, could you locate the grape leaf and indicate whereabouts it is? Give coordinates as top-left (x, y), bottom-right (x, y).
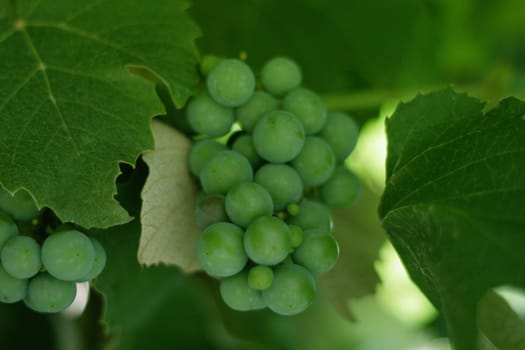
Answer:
top-left (379, 88), bottom-right (525, 349)
top-left (0, 0), bottom-right (200, 228)
top-left (139, 120), bottom-right (201, 271)
top-left (320, 187), bottom-right (384, 320)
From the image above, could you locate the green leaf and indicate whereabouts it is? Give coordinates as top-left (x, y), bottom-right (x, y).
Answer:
top-left (139, 120), bottom-right (201, 271)
top-left (379, 88), bottom-right (525, 349)
top-left (0, 0), bottom-right (200, 228)
top-left (320, 187), bottom-right (384, 320)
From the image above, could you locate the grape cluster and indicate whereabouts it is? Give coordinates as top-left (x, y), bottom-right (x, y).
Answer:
top-left (188, 56), bottom-right (360, 315)
top-left (0, 188), bottom-right (106, 313)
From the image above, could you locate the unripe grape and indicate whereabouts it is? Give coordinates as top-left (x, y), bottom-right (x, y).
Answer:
top-left (0, 265), bottom-right (27, 303)
top-left (1, 235), bottom-right (41, 279)
top-left (199, 150), bottom-right (253, 195)
top-left (220, 270), bottom-right (266, 311)
top-left (25, 273), bottom-right (76, 313)
top-left (236, 91), bottom-right (278, 132)
top-left (0, 212), bottom-right (18, 250)
top-left (244, 216), bottom-right (291, 265)
top-left (293, 229), bottom-right (339, 275)
top-left (282, 88), bottom-right (326, 134)
top-left (260, 57), bottom-right (302, 96)
top-left (254, 164), bottom-right (303, 211)
top-left (207, 59), bottom-right (255, 107)
top-left (262, 264), bottom-right (316, 316)
top-left (321, 166), bottom-right (361, 207)
top-left (319, 112), bottom-right (359, 162)
top-left (288, 200), bottom-right (331, 232)
top-left (188, 139), bottom-right (226, 176)
top-left (186, 92), bottom-right (234, 137)
top-left (291, 136), bottom-right (335, 186)
top-left (225, 182), bottom-right (273, 228)
top-left (195, 193), bottom-right (228, 229)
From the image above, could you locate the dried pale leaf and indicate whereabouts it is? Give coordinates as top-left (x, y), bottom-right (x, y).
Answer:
top-left (139, 120), bottom-right (201, 272)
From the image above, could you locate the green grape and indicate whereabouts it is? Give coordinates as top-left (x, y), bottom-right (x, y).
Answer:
top-left (41, 230), bottom-right (95, 281)
top-left (188, 139), bottom-right (226, 176)
top-left (288, 200), bottom-right (331, 232)
top-left (186, 92), bottom-right (234, 137)
top-left (25, 273), bottom-right (76, 313)
top-left (220, 270), bottom-right (265, 311)
top-left (78, 238), bottom-right (106, 281)
top-left (260, 57), bottom-right (302, 96)
top-left (1, 235), bottom-right (41, 279)
top-left (236, 91), bottom-right (278, 131)
top-left (293, 229), bottom-right (339, 275)
top-left (225, 182), bottom-right (273, 228)
top-left (0, 211), bottom-right (18, 250)
top-left (195, 193), bottom-right (228, 229)
top-left (291, 136), bottom-right (335, 186)
top-left (0, 188), bottom-right (39, 221)
top-left (282, 88), bottom-right (327, 134)
top-left (207, 58), bottom-right (255, 107)
top-left (288, 225), bottom-right (304, 248)
top-left (0, 265), bottom-right (27, 303)
top-left (321, 166), bottom-right (362, 207)
top-left (252, 110), bottom-right (305, 163)
top-left (231, 134), bottom-right (263, 168)
top-left (199, 150), bottom-right (253, 195)
top-left (199, 54), bottom-right (223, 76)
top-left (248, 265), bottom-right (273, 290)
top-left (197, 222), bottom-right (247, 277)
top-left (319, 112), bottom-right (359, 162)
top-left (287, 203), bottom-right (300, 216)
top-left (244, 216), bottom-right (291, 265)
top-left (262, 264), bottom-right (316, 316)
top-left (254, 164), bottom-right (303, 210)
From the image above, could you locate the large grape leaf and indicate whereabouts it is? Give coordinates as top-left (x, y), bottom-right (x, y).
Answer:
top-left (0, 0), bottom-right (200, 228)
top-left (379, 88), bottom-right (525, 349)
top-left (139, 120), bottom-right (201, 271)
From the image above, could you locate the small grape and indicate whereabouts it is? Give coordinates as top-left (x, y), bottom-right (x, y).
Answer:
top-left (288, 200), bottom-right (331, 232)
top-left (199, 150), bottom-right (253, 195)
top-left (197, 222), bottom-right (247, 277)
top-left (207, 58), bottom-right (255, 107)
top-left (78, 238), bottom-right (106, 281)
top-left (244, 216), bottom-right (291, 265)
top-left (220, 270), bottom-right (265, 311)
top-left (0, 211), bottom-right (18, 250)
top-left (288, 225), bottom-right (304, 248)
top-left (260, 57), bottom-right (302, 96)
top-left (254, 164), bottom-right (303, 210)
top-left (236, 91), bottom-right (278, 132)
top-left (248, 265), bottom-right (274, 290)
top-left (231, 134), bottom-right (264, 168)
top-left (195, 193), bottom-right (228, 229)
top-left (252, 110), bottom-right (305, 163)
top-left (188, 139), bottom-right (226, 176)
top-left (0, 265), bottom-right (27, 303)
top-left (41, 230), bottom-right (95, 281)
top-left (291, 136), bottom-right (335, 186)
top-left (1, 235), bottom-right (41, 279)
top-left (199, 55), bottom-right (223, 76)
top-left (225, 182), bottom-right (273, 228)
top-left (262, 264), bottom-right (316, 316)
top-left (25, 273), bottom-right (76, 313)
top-left (319, 112), bottom-right (359, 162)
top-left (321, 166), bottom-right (362, 207)
top-left (282, 88), bottom-right (326, 134)
top-left (186, 92), bottom-right (234, 137)
top-left (293, 229), bottom-right (339, 275)
top-left (0, 188), bottom-right (39, 221)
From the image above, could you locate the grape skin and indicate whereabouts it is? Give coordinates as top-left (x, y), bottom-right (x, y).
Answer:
top-left (0, 265), bottom-right (27, 303)
top-left (288, 200), bottom-right (331, 232)
top-left (225, 182), bottom-right (273, 228)
top-left (220, 269), bottom-right (266, 311)
top-left (197, 222), bottom-right (247, 278)
top-left (25, 273), bottom-right (76, 313)
top-left (195, 193), bottom-right (228, 229)
top-left (291, 136), bottom-right (335, 186)
top-left (254, 164), bottom-right (303, 211)
top-left (199, 150), bottom-right (254, 195)
top-left (244, 216), bottom-right (291, 265)
top-left (188, 139), bottom-right (226, 176)
top-left (1, 235), bottom-right (41, 279)
top-left (186, 92), bottom-right (234, 137)
top-left (321, 166), bottom-right (362, 207)
top-left (0, 211), bottom-right (18, 250)
top-left (78, 238), bottom-right (107, 281)
top-left (207, 59), bottom-right (255, 107)
top-left (236, 91), bottom-right (278, 132)
top-left (41, 230), bottom-right (95, 282)
top-left (248, 265), bottom-right (274, 290)
top-left (282, 88), bottom-right (327, 135)
top-left (293, 229), bottom-right (339, 275)
top-left (231, 134), bottom-right (264, 169)
top-left (260, 57), bottom-right (302, 96)
top-left (262, 264), bottom-right (316, 316)
top-left (319, 112), bottom-right (359, 162)
top-left (253, 110), bottom-right (305, 163)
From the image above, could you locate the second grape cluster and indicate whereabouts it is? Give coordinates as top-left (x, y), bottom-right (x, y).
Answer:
top-left (187, 56), bottom-right (360, 315)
